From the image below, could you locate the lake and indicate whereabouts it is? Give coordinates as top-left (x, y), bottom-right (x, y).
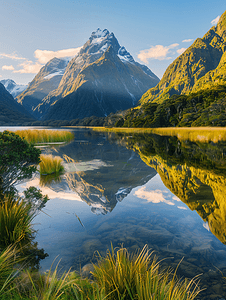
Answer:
top-left (3, 126), bottom-right (226, 300)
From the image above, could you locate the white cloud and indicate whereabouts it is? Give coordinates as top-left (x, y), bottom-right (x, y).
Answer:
top-left (0, 52), bottom-right (26, 60)
top-left (182, 39), bottom-right (193, 43)
top-left (177, 48), bottom-right (187, 55)
top-left (138, 43), bottom-right (179, 63)
top-left (13, 60), bottom-right (43, 74)
top-left (211, 15), bottom-right (220, 26)
top-left (177, 206), bottom-right (187, 210)
top-left (34, 47), bottom-right (82, 64)
top-left (134, 186), bottom-right (175, 206)
top-left (2, 65), bottom-right (15, 70)
top-left (18, 177), bottom-right (82, 201)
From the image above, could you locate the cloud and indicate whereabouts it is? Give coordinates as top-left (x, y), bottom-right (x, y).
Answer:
top-left (134, 186), bottom-right (175, 205)
top-left (2, 65), bottom-right (15, 70)
top-left (138, 43), bottom-right (179, 63)
top-left (34, 47), bottom-right (82, 64)
top-left (177, 48), bottom-right (187, 55)
top-left (182, 39), bottom-right (193, 43)
top-left (19, 178), bottom-right (82, 201)
top-left (177, 206), bottom-right (187, 210)
top-left (0, 52), bottom-right (26, 60)
top-left (0, 47), bottom-right (82, 75)
top-left (13, 60), bottom-right (43, 74)
top-left (211, 15), bottom-right (220, 26)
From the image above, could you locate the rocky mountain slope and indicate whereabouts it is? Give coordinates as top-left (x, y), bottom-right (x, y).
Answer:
top-left (0, 83), bottom-right (34, 125)
top-left (110, 10), bottom-right (226, 128)
top-left (34, 28), bottom-right (159, 120)
top-left (140, 10), bottom-right (226, 105)
top-left (0, 79), bottom-right (27, 98)
top-left (16, 57), bottom-right (69, 116)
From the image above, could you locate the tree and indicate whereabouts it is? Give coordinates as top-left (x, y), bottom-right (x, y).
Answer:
top-left (0, 131), bottom-right (41, 195)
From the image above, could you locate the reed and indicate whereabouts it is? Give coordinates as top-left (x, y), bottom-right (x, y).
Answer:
top-left (0, 245), bottom-right (201, 300)
top-left (39, 154), bottom-right (64, 175)
top-left (92, 245), bottom-right (201, 300)
top-left (93, 126), bottom-right (226, 143)
top-left (0, 246), bottom-right (18, 295)
top-left (14, 130), bottom-right (74, 144)
top-left (0, 195), bottom-right (35, 249)
top-left (149, 127), bottom-right (226, 143)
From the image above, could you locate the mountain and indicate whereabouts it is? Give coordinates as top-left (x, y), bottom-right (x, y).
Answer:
top-left (0, 83), bottom-right (34, 125)
top-left (140, 10), bottom-right (226, 105)
top-left (0, 79), bottom-right (27, 98)
top-left (33, 28), bottom-right (159, 120)
top-left (16, 57), bottom-right (69, 116)
top-left (110, 10), bottom-right (226, 128)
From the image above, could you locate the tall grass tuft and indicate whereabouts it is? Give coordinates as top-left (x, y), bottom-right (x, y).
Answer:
top-left (16, 261), bottom-right (75, 300)
top-left (0, 246), bottom-right (18, 295)
top-left (92, 244), bottom-right (201, 300)
top-left (0, 245), bottom-right (201, 299)
top-left (14, 129), bottom-right (74, 144)
top-left (0, 195), bottom-right (35, 249)
top-left (39, 154), bottom-right (64, 175)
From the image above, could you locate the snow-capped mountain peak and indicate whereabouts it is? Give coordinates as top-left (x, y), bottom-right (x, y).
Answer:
top-left (0, 79), bottom-right (27, 98)
top-left (118, 46), bottom-right (135, 64)
top-left (90, 28), bottom-right (109, 40)
top-left (80, 28), bottom-right (136, 65)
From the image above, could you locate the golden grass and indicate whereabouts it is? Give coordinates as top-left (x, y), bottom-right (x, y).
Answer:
top-left (3, 245), bottom-right (201, 300)
top-left (39, 154), bottom-right (64, 175)
top-left (92, 127), bottom-right (226, 143)
top-left (14, 129), bottom-right (74, 144)
top-left (92, 244), bottom-right (201, 300)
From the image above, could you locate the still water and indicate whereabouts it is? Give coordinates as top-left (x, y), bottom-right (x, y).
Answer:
top-left (4, 127), bottom-right (226, 299)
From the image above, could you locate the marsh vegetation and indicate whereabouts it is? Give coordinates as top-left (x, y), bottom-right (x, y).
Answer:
top-left (39, 154), bottom-right (64, 176)
top-left (0, 245), bottom-right (201, 300)
top-left (14, 129), bottom-right (74, 144)
top-left (93, 126), bottom-right (226, 143)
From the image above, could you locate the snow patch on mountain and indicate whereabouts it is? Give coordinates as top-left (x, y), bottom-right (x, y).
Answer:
top-left (44, 70), bottom-right (65, 80)
top-left (0, 79), bottom-right (27, 98)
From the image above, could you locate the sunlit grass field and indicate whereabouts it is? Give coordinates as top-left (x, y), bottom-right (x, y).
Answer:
top-left (39, 154), bottom-right (64, 175)
top-left (93, 127), bottom-right (226, 143)
top-left (0, 245), bottom-right (201, 300)
top-left (14, 129), bottom-right (74, 144)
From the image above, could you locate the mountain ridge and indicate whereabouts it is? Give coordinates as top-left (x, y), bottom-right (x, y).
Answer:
top-left (139, 10), bottom-right (226, 105)
top-left (16, 57), bottom-right (69, 116)
top-left (33, 28), bottom-right (159, 120)
top-left (0, 83), bottom-right (34, 125)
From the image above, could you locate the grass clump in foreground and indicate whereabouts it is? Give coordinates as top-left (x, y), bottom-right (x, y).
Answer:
top-left (1, 245), bottom-right (201, 300)
top-left (39, 154), bottom-right (64, 175)
top-left (14, 129), bottom-right (74, 144)
top-left (0, 194), bottom-right (35, 249)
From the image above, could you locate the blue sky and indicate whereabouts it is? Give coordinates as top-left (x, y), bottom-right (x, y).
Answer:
top-left (0, 0), bottom-right (225, 84)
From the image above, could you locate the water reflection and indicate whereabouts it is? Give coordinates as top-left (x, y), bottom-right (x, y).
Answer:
top-left (38, 130), bottom-right (156, 214)
top-left (13, 128), bottom-right (226, 299)
top-left (111, 131), bottom-right (226, 245)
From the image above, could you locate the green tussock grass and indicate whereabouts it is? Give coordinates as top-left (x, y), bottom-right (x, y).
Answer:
top-left (93, 126), bottom-right (226, 143)
top-left (149, 127), bottom-right (226, 143)
top-left (0, 195), bottom-right (35, 249)
top-left (39, 154), bottom-right (64, 175)
top-left (14, 130), bottom-right (74, 144)
top-left (92, 244), bottom-right (201, 300)
top-left (0, 246), bottom-right (19, 295)
top-left (0, 245), bottom-right (202, 300)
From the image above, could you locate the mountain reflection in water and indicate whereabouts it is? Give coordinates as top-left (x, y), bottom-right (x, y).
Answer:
top-left (15, 128), bottom-right (226, 299)
top-left (112, 131), bottom-right (226, 245)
